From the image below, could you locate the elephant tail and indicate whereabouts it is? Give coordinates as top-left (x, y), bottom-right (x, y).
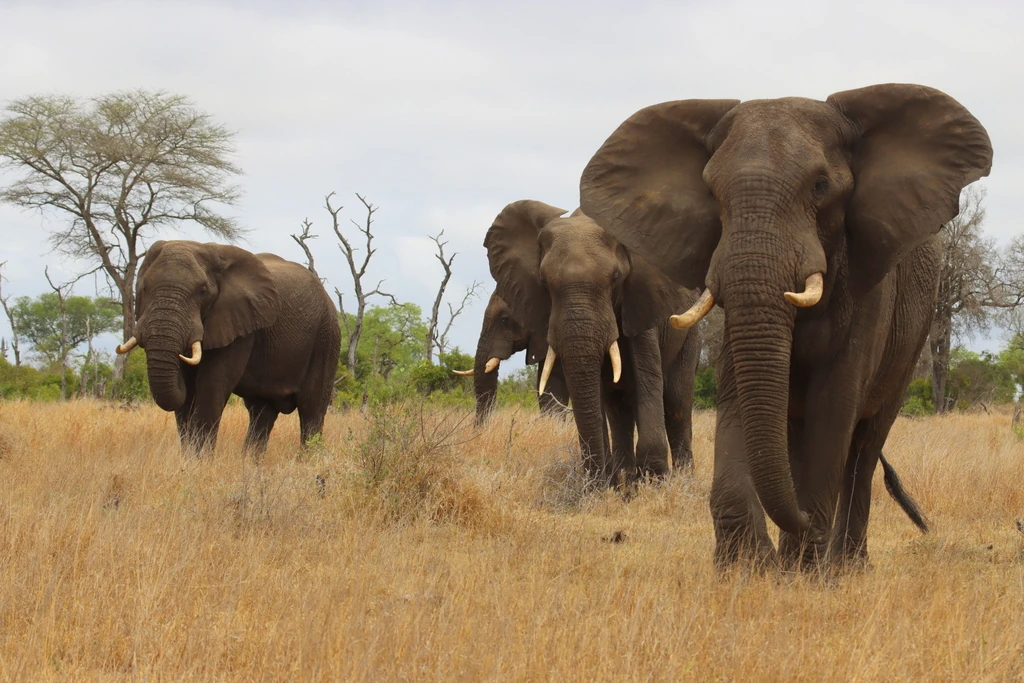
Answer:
top-left (879, 453), bottom-right (929, 534)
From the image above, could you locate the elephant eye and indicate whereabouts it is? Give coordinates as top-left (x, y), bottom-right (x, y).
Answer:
top-left (500, 316), bottom-right (509, 325)
top-left (611, 270), bottom-right (621, 283)
top-left (198, 284), bottom-right (208, 295)
top-left (811, 176), bottom-right (829, 201)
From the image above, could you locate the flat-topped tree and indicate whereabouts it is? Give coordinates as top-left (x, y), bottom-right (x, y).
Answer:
top-left (0, 90), bottom-right (243, 375)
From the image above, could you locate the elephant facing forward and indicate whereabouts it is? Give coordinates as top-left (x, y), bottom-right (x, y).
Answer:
top-left (452, 290), bottom-right (569, 424)
top-left (117, 240), bottom-right (341, 454)
top-left (580, 83), bottom-right (992, 569)
top-left (485, 202), bottom-right (700, 484)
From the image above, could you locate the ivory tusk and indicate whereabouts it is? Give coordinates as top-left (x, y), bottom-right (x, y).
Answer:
top-left (538, 347), bottom-right (557, 396)
top-left (485, 357), bottom-right (501, 373)
top-left (115, 336), bottom-right (137, 354)
top-left (609, 340), bottom-right (622, 383)
top-left (452, 368), bottom-right (474, 376)
top-left (670, 289), bottom-right (715, 330)
top-left (785, 272), bottom-right (824, 308)
top-left (179, 341), bottom-right (202, 366)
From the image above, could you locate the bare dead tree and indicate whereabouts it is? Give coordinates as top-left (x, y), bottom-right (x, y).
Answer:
top-left (930, 186), bottom-right (1024, 412)
top-left (290, 218), bottom-right (322, 282)
top-left (327, 192), bottom-right (396, 375)
top-left (0, 91), bottom-right (243, 378)
top-left (424, 230), bottom-right (482, 361)
top-left (0, 261), bottom-right (20, 366)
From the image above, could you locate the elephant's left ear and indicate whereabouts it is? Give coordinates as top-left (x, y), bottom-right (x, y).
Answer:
top-left (203, 244), bottom-right (281, 349)
top-left (621, 249), bottom-right (688, 337)
top-left (828, 84), bottom-right (993, 293)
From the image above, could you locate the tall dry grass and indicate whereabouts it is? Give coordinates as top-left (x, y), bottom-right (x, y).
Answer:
top-left (0, 399), bottom-right (1022, 681)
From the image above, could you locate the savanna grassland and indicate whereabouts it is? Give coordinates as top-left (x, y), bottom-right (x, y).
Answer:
top-left (1, 400), bottom-right (1023, 681)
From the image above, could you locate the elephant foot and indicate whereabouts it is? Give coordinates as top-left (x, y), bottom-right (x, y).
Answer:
top-left (670, 450), bottom-right (694, 476)
top-left (713, 523), bottom-right (778, 572)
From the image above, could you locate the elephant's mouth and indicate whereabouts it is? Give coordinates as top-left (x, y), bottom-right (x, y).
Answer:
top-left (116, 336), bottom-right (203, 366)
top-left (668, 273), bottom-right (824, 330)
top-left (537, 340), bottom-right (622, 395)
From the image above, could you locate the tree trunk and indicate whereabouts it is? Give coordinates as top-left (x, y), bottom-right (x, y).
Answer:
top-left (930, 309), bottom-right (953, 413)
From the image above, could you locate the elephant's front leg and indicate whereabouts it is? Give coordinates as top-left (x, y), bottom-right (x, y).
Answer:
top-left (629, 328), bottom-right (671, 478)
top-left (186, 338), bottom-right (254, 454)
top-left (710, 397), bottom-right (777, 569)
top-left (778, 374), bottom-right (863, 570)
top-left (605, 391), bottom-right (636, 485)
top-left (710, 357), bottom-right (776, 569)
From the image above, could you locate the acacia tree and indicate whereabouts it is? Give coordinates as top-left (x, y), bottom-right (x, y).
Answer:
top-left (0, 90), bottom-right (243, 374)
top-left (424, 230), bottom-right (481, 362)
top-left (930, 186), bottom-right (1024, 412)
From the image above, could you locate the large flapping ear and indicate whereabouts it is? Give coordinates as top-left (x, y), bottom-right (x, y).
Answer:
top-left (580, 99), bottom-right (739, 289)
top-left (620, 248), bottom-right (694, 337)
top-left (828, 84), bottom-right (993, 293)
top-left (483, 200), bottom-right (567, 335)
top-left (202, 244), bottom-right (281, 349)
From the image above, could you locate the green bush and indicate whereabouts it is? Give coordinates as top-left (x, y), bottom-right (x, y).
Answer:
top-left (110, 348), bottom-right (150, 402)
top-left (694, 366), bottom-right (717, 409)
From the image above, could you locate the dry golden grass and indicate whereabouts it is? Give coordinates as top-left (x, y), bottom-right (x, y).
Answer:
top-left (1, 399), bottom-right (1023, 681)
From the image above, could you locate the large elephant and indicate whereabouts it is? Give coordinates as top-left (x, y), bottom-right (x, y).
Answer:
top-left (485, 202), bottom-right (700, 484)
top-left (580, 84), bottom-right (992, 568)
top-left (116, 240), bottom-right (341, 454)
top-left (452, 290), bottom-right (570, 424)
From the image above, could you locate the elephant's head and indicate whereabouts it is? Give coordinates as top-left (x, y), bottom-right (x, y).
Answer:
top-left (484, 201), bottom-right (682, 464)
top-left (116, 240), bottom-right (280, 411)
top-left (452, 291), bottom-right (539, 423)
top-left (580, 84), bottom-right (992, 532)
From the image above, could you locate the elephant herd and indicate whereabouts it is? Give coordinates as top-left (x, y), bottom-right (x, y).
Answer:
top-left (116, 83), bottom-right (992, 573)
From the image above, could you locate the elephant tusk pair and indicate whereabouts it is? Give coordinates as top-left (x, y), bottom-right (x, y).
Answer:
top-left (115, 336), bottom-right (137, 354)
top-left (451, 357), bottom-right (501, 377)
top-left (669, 273), bottom-right (824, 329)
top-left (537, 341), bottom-right (622, 396)
top-left (784, 272), bottom-right (824, 308)
top-left (179, 341), bottom-right (202, 366)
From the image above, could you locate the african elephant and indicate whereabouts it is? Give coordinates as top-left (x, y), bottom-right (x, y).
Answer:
top-left (452, 290), bottom-right (570, 424)
top-left (485, 202), bottom-right (700, 484)
top-left (116, 240), bottom-right (341, 454)
top-left (580, 83), bottom-right (992, 569)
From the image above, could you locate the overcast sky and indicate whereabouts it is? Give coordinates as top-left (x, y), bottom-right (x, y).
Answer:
top-left (1, 0), bottom-right (1021, 368)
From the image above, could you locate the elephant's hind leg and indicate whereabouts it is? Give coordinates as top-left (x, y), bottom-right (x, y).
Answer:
top-left (243, 398), bottom-right (280, 455)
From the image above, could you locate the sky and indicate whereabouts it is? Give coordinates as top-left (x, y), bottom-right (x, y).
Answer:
top-left (0, 0), bottom-right (1021, 369)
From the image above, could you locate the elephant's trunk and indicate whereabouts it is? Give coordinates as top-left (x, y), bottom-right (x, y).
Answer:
top-left (472, 343), bottom-right (500, 425)
top-left (557, 331), bottom-right (611, 481)
top-left (146, 344), bottom-right (188, 412)
top-left (138, 308), bottom-right (192, 412)
top-left (720, 222), bottom-right (811, 535)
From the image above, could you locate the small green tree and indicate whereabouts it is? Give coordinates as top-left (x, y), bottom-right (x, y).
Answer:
top-left (12, 293), bottom-right (121, 367)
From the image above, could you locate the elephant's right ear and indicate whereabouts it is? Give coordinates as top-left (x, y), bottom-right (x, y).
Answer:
top-left (580, 99), bottom-right (738, 290)
top-left (134, 240), bottom-right (167, 321)
top-left (483, 200), bottom-right (567, 335)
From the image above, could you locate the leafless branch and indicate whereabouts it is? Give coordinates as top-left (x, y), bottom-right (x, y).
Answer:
top-left (290, 218), bottom-right (322, 282)
top-left (325, 192), bottom-right (391, 374)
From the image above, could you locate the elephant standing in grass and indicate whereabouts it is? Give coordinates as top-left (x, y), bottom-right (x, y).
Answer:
top-left (116, 240), bottom-right (340, 454)
top-left (453, 291), bottom-right (569, 424)
top-left (485, 202), bottom-right (700, 485)
top-left (580, 83), bottom-right (992, 569)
